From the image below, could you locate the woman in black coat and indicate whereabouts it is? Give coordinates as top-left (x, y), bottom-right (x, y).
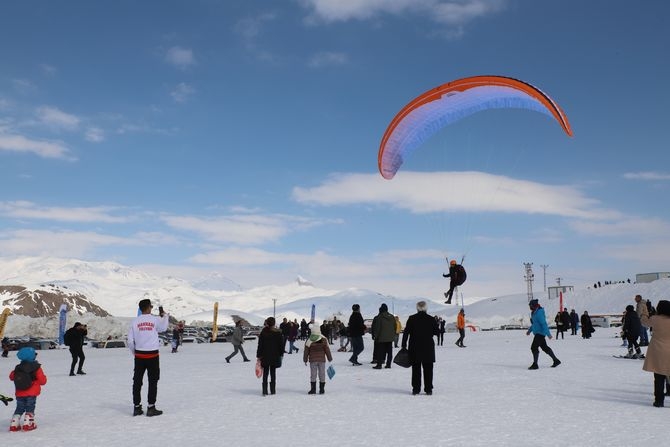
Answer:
top-left (580, 311), bottom-right (594, 339)
top-left (256, 317), bottom-right (284, 396)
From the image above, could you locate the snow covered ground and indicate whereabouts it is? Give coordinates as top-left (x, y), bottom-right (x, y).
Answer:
top-left (1, 326), bottom-right (666, 446)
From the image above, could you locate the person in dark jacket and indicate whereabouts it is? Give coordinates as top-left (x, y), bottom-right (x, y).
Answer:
top-left (622, 305), bottom-right (643, 358)
top-left (401, 301), bottom-right (439, 395)
top-left (347, 304), bottom-right (366, 366)
top-left (442, 259), bottom-right (462, 304)
top-left (570, 309), bottom-right (579, 335)
top-left (371, 303), bottom-right (396, 369)
top-left (554, 311), bottom-right (566, 339)
top-left (580, 311), bottom-right (594, 339)
top-left (256, 317), bottom-right (284, 396)
top-left (64, 322), bottom-right (87, 376)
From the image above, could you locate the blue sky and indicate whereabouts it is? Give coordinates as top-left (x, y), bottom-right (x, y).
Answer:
top-left (1, 0), bottom-right (669, 299)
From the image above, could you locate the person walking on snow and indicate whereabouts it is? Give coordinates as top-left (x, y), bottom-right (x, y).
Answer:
top-left (348, 304), bottom-right (366, 366)
top-left (128, 299), bottom-right (169, 417)
top-left (226, 319), bottom-right (251, 363)
top-left (526, 299), bottom-right (561, 370)
top-left (8, 347), bottom-right (47, 431)
top-left (303, 324), bottom-right (333, 395)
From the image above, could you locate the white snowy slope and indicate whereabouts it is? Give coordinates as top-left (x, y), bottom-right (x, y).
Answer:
top-left (0, 326), bottom-right (666, 447)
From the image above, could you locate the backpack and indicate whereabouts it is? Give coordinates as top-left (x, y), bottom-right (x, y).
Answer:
top-left (13, 364), bottom-right (35, 391)
top-left (454, 264), bottom-right (467, 286)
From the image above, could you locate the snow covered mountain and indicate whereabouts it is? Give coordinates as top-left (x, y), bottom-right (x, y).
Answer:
top-left (1, 256), bottom-right (668, 335)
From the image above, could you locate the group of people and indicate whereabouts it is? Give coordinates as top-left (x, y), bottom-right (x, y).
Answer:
top-left (552, 308), bottom-right (596, 339)
top-left (5, 292), bottom-right (670, 431)
top-left (253, 300), bottom-right (443, 397)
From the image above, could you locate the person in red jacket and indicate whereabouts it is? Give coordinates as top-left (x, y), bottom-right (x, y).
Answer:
top-left (8, 347), bottom-right (47, 431)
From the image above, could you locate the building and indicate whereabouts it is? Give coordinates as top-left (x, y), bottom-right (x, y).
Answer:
top-left (547, 285), bottom-right (574, 300)
top-left (636, 272), bottom-right (670, 283)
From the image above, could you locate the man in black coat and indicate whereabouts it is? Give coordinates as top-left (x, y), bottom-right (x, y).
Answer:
top-left (64, 322), bottom-right (87, 376)
top-left (402, 301), bottom-right (439, 395)
top-left (347, 304), bottom-right (366, 366)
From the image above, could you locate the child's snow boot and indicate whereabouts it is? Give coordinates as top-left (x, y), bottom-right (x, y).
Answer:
top-left (308, 382), bottom-right (316, 394)
top-left (9, 414), bottom-right (21, 432)
top-left (319, 382), bottom-right (325, 394)
top-left (22, 413), bottom-right (36, 431)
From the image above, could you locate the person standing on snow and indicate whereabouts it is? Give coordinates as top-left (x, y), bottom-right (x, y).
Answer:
top-left (402, 301), bottom-right (439, 395)
top-left (348, 304), bottom-right (366, 366)
top-left (455, 309), bottom-right (466, 347)
top-left (622, 305), bottom-right (643, 359)
top-left (526, 299), bottom-right (561, 370)
top-left (64, 322), bottom-right (87, 376)
top-left (371, 303), bottom-right (396, 369)
top-left (128, 299), bottom-right (169, 417)
top-left (570, 309), bottom-right (579, 335)
top-left (303, 324), bottom-right (333, 395)
top-left (635, 295), bottom-right (650, 346)
top-left (256, 317), bottom-right (284, 396)
top-left (8, 347), bottom-right (47, 431)
top-left (640, 300), bottom-right (670, 407)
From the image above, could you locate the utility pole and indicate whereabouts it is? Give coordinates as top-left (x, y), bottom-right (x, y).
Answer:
top-left (523, 262), bottom-right (535, 302)
top-left (556, 277), bottom-right (563, 287)
top-left (272, 298), bottom-right (277, 319)
top-left (540, 264), bottom-right (549, 292)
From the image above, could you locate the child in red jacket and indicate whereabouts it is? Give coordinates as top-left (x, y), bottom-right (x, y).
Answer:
top-left (9, 347), bottom-right (47, 431)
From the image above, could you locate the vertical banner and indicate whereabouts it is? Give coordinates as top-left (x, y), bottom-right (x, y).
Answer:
top-left (0, 307), bottom-right (11, 339)
top-left (310, 304), bottom-right (315, 324)
top-left (58, 304), bottom-right (68, 345)
top-left (211, 302), bottom-right (219, 342)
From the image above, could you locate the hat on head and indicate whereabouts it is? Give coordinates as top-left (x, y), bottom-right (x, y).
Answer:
top-left (380, 303), bottom-right (388, 312)
top-left (528, 299), bottom-right (539, 309)
top-left (352, 304), bottom-right (360, 311)
top-left (74, 322), bottom-right (82, 328)
top-left (138, 298), bottom-right (152, 311)
top-left (311, 324), bottom-right (321, 336)
top-left (626, 304), bottom-right (635, 313)
top-left (450, 260), bottom-right (457, 265)
top-left (656, 300), bottom-right (670, 317)
top-left (17, 347), bottom-right (37, 362)
top-left (416, 301), bottom-right (427, 311)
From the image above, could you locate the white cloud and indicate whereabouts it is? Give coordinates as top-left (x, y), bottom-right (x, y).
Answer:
top-left (0, 229), bottom-right (138, 258)
top-left (165, 46), bottom-right (196, 70)
top-left (85, 127), bottom-right (105, 142)
top-left (299, 0), bottom-right (505, 25)
top-left (568, 217), bottom-right (670, 238)
top-left (623, 171), bottom-right (670, 181)
top-left (170, 82), bottom-right (195, 103)
top-left (36, 106), bottom-right (80, 130)
top-left (292, 171), bottom-right (618, 220)
top-left (0, 201), bottom-right (129, 223)
top-left (40, 64), bottom-right (57, 76)
top-left (308, 51), bottom-right (349, 68)
top-left (0, 133), bottom-right (74, 159)
top-left (162, 213), bottom-right (340, 245)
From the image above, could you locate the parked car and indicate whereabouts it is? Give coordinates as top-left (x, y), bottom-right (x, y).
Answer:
top-left (97, 339), bottom-right (128, 349)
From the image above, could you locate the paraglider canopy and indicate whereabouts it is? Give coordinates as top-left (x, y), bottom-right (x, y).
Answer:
top-left (378, 75), bottom-right (573, 180)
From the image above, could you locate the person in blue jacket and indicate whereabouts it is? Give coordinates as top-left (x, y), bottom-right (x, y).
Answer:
top-left (526, 299), bottom-right (561, 370)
